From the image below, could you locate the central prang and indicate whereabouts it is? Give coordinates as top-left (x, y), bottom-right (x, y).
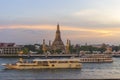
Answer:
top-left (52, 24), bottom-right (65, 51)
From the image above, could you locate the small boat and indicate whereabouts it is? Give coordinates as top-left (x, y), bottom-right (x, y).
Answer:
top-left (2, 58), bottom-right (82, 69)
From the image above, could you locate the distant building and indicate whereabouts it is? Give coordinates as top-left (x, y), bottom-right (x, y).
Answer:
top-left (42, 39), bottom-right (47, 53)
top-left (0, 43), bottom-right (22, 54)
top-left (42, 24), bottom-right (71, 54)
top-left (104, 46), bottom-right (112, 54)
top-left (91, 43), bottom-right (109, 48)
top-left (0, 43), bottom-right (15, 47)
top-left (52, 24), bottom-right (65, 50)
top-left (65, 39), bottom-right (70, 54)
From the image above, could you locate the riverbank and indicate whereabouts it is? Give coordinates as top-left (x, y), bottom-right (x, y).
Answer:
top-left (0, 54), bottom-right (113, 63)
top-left (0, 53), bottom-right (113, 58)
top-left (0, 54), bottom-right (79, 58)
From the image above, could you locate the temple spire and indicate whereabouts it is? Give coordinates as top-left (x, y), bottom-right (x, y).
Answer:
top-left (42, 39), bottom-right (46, 53)
top-left (55, 24), bottom-right (61, 41)
top-left (49, 40), bottom-right (51, 47)
top-left (56, 23), bottom-right (60, 33)
top-left (57, 24), bottom-right (60, 31)
top-left (66, 39), bottom-right (70, 54)
top-left (52, 24), bottom-right (65, 50)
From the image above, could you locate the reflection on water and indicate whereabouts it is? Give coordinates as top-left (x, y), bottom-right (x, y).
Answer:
top-left (0, 58), bottom-right (120, 79)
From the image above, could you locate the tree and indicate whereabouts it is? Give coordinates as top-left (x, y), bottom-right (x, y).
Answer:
top-left (69, 45), bottom-right (77, 54)
top-left (55, 49), bottom-right (62, 54)
top-left (22, 48), bottom-right (29, 54)
top-left (24, 45), bottom-right (36, 51)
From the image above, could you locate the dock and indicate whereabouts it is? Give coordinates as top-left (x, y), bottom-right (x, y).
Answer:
top-left (0, 53), bottom-right (113, 63)
top-left (0, 54), bottom-right (79, 58)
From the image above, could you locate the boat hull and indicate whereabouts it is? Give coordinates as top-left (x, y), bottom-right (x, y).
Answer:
top-left (3, 63), bottom-right (82, 69)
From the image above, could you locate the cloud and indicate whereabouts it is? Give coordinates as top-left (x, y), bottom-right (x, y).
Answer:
top-left (73, 9), bottom-right (120, 25)
top-left (1, 9), bottom-right (120, 29)
top-left (0, 24), bottom-right (120, 45)
top-left (0, 25), bottom-right (56, 30)
top-left (61, 26), bottom-right (116, 37)
top-left (0, 24), bottom-right (119, 37)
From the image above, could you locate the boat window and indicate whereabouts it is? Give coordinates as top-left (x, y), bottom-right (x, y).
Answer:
top-left (49, 61), bottom-right (57, 63)
top-left (69, 61), bottom-right (75, 63)
top-left (43, 64), bottom-right (49, 66)
top-left (43, 61), bottom-right (48, 63)
top-left (58, 61), bottom-right (68, 63)
top-left (28, 61), bottom-right (34, 63)
top-left (69, 61), bottom-right (79, 63)
top-left (38, 61), bottom-right (42, 64)
top-left (52, 64), bottom-right (55, 67)
top-left (33, 61), bottom-right (36, 63)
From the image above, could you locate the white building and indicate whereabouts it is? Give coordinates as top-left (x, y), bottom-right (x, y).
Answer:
top-left (0, 43), bottom-right (22, 54)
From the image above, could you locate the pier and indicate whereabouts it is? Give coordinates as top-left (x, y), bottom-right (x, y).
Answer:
top-left (0, 53), bottom-right (79, 58)
top-left (0, 53), bottom-right (113, 63)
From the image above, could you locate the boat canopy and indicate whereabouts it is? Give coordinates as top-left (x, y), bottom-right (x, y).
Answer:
top-left (33, 58), bottom-right (80, 62)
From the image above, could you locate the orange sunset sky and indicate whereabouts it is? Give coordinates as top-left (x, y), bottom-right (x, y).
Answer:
top-left (0, 0), bottom-right (120, 45)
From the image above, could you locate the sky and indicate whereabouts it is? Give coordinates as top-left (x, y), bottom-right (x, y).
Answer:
top-left (0, 0), bottom-right (120, 45)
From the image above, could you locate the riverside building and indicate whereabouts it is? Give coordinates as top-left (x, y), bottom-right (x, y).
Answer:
top-left (0, 43), bottom-right (22, 54)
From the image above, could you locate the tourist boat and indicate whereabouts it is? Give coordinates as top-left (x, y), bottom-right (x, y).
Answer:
top-left (2, 58), bottom-right (82, 69)
top-left (78, 54), bottom-right (113, 63)
top-left (79, 57), bottom-right (113, 63)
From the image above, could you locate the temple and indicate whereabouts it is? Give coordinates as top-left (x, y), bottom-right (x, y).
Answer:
top-left (52, 24), bottom-right (65, 50)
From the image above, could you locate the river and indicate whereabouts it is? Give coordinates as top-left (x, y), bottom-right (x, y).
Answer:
top-left (0, 58), bottom-right (120, 79)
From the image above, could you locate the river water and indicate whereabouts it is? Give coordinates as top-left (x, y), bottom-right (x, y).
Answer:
top-left (0, 58), bottom-right (120, 79)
